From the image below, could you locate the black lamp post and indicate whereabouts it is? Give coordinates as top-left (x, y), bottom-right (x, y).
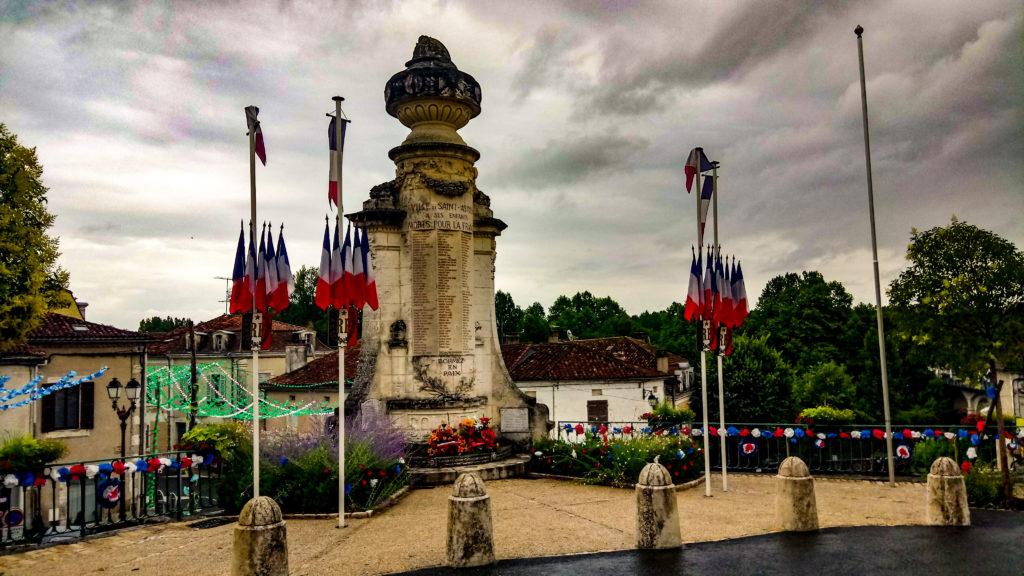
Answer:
top-left (107, 376), bottom-right (140, 521)
top-left (647, 389), bottom-right (658, 409)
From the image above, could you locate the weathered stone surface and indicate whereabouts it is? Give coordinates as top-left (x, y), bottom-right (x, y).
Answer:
top-left (232, 496), bottom-right (288, 576)
top-left (635, 462), bottom-right (681, 549)
top-left (775, 456), bottom-right (818, 532)
top-left (926, 456), bottom-right (970, 526)
top-left (447, 472), bottom-right (496, 568)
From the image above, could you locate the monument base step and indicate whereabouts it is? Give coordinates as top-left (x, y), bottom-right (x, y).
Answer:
top-left (410, 454), bottom-right (530, 486)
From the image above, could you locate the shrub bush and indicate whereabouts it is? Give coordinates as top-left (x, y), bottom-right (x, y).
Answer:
top-left (212, 413), bottom-right (410, 514)
top-left (964, 464), bottom-right (1003, 508)
top-left (531, 433), bottom-right (703, 486)
top-left (797, 405), bottom-right (856, 426)
top-left (910, 438), bottom-right (956, 477)
top-left (0, 435), bottom-right (67, 472)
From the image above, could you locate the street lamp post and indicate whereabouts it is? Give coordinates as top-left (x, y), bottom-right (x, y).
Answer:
top-left (107, 377), bottom-right (140, 521)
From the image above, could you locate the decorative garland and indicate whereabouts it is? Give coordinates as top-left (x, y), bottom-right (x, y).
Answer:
top-left (0, 368), bottom-right (109, 411)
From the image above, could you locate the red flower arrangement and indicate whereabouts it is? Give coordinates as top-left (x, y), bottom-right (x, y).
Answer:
top-left (427, 418), bottom-right (498, 457)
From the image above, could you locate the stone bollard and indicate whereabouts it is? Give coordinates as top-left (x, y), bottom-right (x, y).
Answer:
top-left (775, 456), bottom-right (818, 532)
top-left (232, 496), bottom-right (289, 576)
top-left (635, 461), bottom-right (681, 549)
top-left (926, 457), bottom-right (970, 526)
top-left (447, 472), bottom-right (496, 568)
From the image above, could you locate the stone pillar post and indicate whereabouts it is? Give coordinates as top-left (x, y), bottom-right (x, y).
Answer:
top-left (447, 472), bottom-right (495, 568)
top-left (635, 461), bottom-right (681, 549)
top-left (232, 496), bottom-right (288, 576)
top-left (926, 456), bottom-right (970, 526)
top-left (775, 456), bottom-right (818, 531)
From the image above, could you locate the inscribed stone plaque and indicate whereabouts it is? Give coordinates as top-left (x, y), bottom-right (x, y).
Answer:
top-left (500, 407), bottom-right (530, 433)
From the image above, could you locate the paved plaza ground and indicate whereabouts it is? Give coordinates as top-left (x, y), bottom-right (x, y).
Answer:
top-left (0, 474), bottom-right (982, 575)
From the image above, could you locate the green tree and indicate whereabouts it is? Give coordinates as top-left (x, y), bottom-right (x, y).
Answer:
top-left (889, 218), bottom-right (1024, 503)
top-left (521, 302), bottom-right (550, 343)
top-left (792, 361), bottom-right (856, 412)
top-left (138, 316), bottom-right (189, 332)
top-left (548, 291), bottom-right (638, 340)
top-left (494, 290), bottom-right (523, 340)
top-left (0, 124), bottom-right (70, 349)
top-left (633, 302), bottom-right (698, 360)
top-left (740, 271), bottom-right (855, 371)
top-left (692, 334), bottom-right (794, 423)
top-left (888, 219), bottom-right (1024, 379)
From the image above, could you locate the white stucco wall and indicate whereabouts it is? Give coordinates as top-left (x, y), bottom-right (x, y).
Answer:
top-left (515, 378), bottom-right (665, 428)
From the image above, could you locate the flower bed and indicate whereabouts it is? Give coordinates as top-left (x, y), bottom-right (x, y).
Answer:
top-left (531, 433), bottom-right (704, 486)
top-left (427, 418), bottom-right (497, 457)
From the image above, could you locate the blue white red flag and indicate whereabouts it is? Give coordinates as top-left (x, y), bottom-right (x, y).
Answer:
top-left (243, 227), bottom-right (257, 312)
top-left (702, 247), bottom-right (713, 321)
top-left (245, 106), bottom-right (266, 166)
top-left (721, 256), bottom-right (734, 328)
top-left (229, 223), bottom-right (247, 313)
top-left (699, 175), bottom-right (714, 244)
top-left (315, 221), bottom-right (332, 311)
top-left (264, 224), bottom-right (280, 309)
top-left (350, 227), bottom-right (366, 309)
top-left (328, 116), bottom-right (347, 207)
top-left (685, 147), bottom-right (713, 192)
top-left (711, 252), bottom-right (722, 325)
top-left (732, 261), bottom-right (749, 327)
top-left (341, 224), bottom-right (357, 307)
top-left (330, 221), bottom-right (345, 309)
top-left (362, 228), bottom-right (379, 311)
top-left (684, 248), bottom-right (701, 321)
top-left (273, 226), bottom-right (293, 312)
top-left (255, 224), bottom-right (268, 311)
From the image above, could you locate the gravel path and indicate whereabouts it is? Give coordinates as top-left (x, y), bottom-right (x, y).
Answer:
top-left (0, 474), bottom-right (928, 576)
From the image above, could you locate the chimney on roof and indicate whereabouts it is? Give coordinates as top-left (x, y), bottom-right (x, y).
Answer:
top-left (656, 350), bottom-right (669, 373)
top-left (548, 325), bottom-right (560, 343)
top-left (286, 345), bottom-right (309, 373)
top-left (76, 301), bottom-right (88, 320)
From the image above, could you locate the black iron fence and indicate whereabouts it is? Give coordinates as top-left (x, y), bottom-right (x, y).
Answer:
top-left (0, 451), bottom-right (223, 548)
top-left (555, 421), bottom-right (1021, 477)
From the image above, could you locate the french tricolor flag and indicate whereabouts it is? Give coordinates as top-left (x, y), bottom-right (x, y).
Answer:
top-left (698, 175), bottom-right (714, 241)
top-left (330, 221), bottom-right (345, 309)
top-left (229, 223), bottom-right (247, 314)
top-left (255, 224), bottom-right (268, 311)
top-left (245, 106), bottom-right (266, 166)
top-left (264, 224), bottom-right (280, 309)
top-left (328, 116), bottom-right (347, 208)
top-left (243, 227), bottom-right (257, 312)
top-left (684, 248), bottom-right (701, 321)
top-left (341, 224), bottom-right (357, 306)
top-left (272, 226), bottom-right (293, 312)
top-left (349, 226), bottom-right (366, 309)
top-left (315, 221), bottom-right (332, 311)
top-left (362, 226), bottom-right (379, 311)
top-left (732, 261), bottom-right (749, 327)
top-left (702, 247), bottom-right (713, 321)
top-left (684, 147), bottom-right (712, 192)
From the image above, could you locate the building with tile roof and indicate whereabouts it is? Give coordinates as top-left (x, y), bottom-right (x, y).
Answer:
top-left (502, 336), bottom-right (692, 427)
top-left (262, 345), bottom-right (361, 433)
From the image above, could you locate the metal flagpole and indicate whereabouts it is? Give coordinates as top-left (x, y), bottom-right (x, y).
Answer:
top-left (333, 95), bottom-right (347, 528)
top-left (712, 161), bottom-right (728, 492)
top-left (855, 26), bottom-right (895, 487)
top-left (247, 107), bottom-right (261, 499)
top-left (695, 147), bottom-right (711, 498)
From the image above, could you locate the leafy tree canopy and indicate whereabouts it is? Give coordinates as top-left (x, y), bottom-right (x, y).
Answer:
top-left (138, 316), bottom-right (189, 332)
top-left (888, 218), bottom-right (1024, 379)
top-left (740, 271), bottom-right (854, 371)
top-left (0, 124), bottom-right (71, 349)
top-left (276, 265), bottom-right (335, 345)
top-left (692, 334), bottom-right (794, 423)
top-left (495, 290), bottom-right (522, 339)
top-left (521, 302), bottom-right (550, 344)
top-left (792, 361), bottom-right (856, 412)
top-left (548, 291), bottom-right (637, 340)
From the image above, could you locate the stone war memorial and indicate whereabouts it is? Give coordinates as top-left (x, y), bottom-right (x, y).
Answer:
top-left (347, 36), bottom-right (548, 444)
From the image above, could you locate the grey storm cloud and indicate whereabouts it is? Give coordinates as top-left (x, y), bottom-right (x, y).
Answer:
top-left (2, 0), bottom-right (1021, 328)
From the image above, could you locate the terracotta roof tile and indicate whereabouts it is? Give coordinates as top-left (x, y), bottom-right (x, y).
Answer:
top-left (0, 344), bottom-right (47, 361)
top-left (27, 313), bottom-right (152, 345)
top-left (576, 336), bottom-right (687, 375)
top-left (148, 314), bottom-right (329, 356)
top-left (266, 345), bottom-right (361, 388)
top-left (500, 339), bottom-right (664, 382)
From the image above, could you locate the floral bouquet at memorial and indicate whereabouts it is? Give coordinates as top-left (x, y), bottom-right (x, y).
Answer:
top-left (426, 418), bottom-right (498, 457)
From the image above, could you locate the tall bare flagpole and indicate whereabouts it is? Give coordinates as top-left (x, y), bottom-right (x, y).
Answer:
top-left (855, 25), bottom-right (895, 487)
top-left (712, 161), bottom-right (728, 492)
top-left (246, 106), bottom-right (261, 499)
top-left (333, 95), bottom-right (347, 528)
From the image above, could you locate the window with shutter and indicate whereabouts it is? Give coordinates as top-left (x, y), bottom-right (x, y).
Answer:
top-left (586, 399), bottom-right (608, 423)
top-left (79, 381), bottom-right (95, 429)
top-left (41, 392), bottom-right (56, 432)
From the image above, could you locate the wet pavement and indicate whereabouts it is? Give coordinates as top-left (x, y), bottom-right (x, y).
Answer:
top-left (395, 509), bottom-right (1024, 576)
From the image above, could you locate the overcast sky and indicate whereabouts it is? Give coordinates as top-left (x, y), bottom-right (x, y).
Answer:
top-left (2, 0), bottom-right (1021, 330)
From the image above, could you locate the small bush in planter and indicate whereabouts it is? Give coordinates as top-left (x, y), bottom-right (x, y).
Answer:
top-left (531, 433), bottom-right (703, 486)
top-left (0, 435), bottom-right (68, 473)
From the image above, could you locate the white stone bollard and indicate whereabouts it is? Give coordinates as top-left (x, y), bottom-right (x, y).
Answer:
top-left (447, 472), bottom-right (496, 568)
top-left (775, 456), bottom-right (818, 531)
top-left (926, 457), bottom-right (970, 526)
top-left (635, 461), bottom-right (682, 549)
top-left (232, 496), bottom-right (289, 576)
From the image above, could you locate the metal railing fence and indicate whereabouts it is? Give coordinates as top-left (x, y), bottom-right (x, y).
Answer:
top-left (0, 451), bottom-right (222, 548)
